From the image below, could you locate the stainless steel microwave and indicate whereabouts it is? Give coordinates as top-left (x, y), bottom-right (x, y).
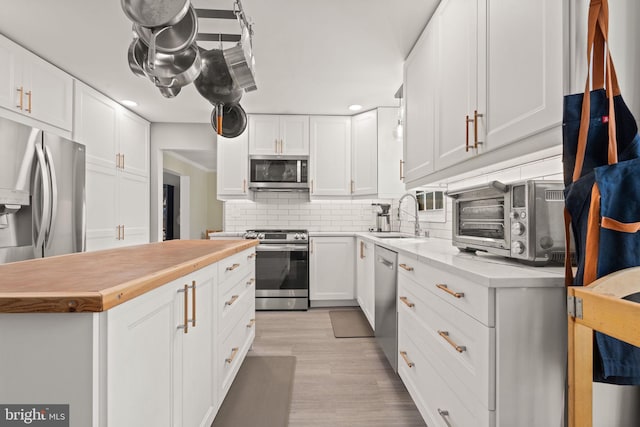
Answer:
top-left (248, 155), bottom-right (309, 191)
top-left (447, 180), bottom-right (567, 265)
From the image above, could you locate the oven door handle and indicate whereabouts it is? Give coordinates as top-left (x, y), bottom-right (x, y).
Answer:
top-left (256, 244), bottom-right (309, 252)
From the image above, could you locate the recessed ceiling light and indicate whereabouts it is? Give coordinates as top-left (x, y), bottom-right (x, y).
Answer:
top-left (121, 99), bottom-right (138, 107)
top-left (348, 104), bottom-right (363, 111)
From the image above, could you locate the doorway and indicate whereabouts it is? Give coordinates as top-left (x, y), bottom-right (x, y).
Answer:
top-left (162, 171), bottom-right (190, 240)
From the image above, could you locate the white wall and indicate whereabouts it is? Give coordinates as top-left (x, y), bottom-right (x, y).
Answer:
top-left (150, 123), bottom-right (216, 241)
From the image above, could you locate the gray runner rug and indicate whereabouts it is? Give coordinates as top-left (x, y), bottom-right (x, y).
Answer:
top-left (212, 356), bottom-right (296, 427)
top-left (329, 309), bottom-right (374, 338)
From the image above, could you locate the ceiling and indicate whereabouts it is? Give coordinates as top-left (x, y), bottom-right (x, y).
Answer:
top-left (0, 0), bottom-right (438, 169)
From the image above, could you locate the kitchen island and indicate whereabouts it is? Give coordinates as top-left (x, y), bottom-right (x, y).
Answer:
top-left (0, 239), bottom-right (258, 427)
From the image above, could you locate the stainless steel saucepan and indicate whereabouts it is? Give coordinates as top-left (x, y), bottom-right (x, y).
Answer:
top-left (121, 0), bottom-right (190, 28)
top-left (194, 48), bottom-right (243, 106)
top-left (134, 5), bottom-right (198, 54)
top-left (143, 42), bottom-right (202, 98)
top-left (211, 103), bottom-right (247, 138)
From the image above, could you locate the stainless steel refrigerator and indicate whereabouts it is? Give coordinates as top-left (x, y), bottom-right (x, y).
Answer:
top-left (0, 116), bottom-right (85, 263)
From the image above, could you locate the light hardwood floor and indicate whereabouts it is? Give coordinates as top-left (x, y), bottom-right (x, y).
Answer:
top-left (249, 308), bottom-right (427, 427)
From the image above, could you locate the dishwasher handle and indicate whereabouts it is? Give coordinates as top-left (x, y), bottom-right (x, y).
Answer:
top-left (377, 256), bottom-right (395, 270)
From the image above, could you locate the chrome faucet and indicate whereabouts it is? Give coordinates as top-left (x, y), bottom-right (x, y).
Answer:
top-left (398, 193), bottom-right (420, 236)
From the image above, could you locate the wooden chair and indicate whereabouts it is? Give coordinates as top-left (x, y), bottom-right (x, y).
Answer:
top-left (568, 267), bottom-right (640, 426)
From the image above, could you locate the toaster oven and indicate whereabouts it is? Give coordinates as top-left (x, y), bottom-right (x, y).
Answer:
top-left (447, 180), bottom-right (566, 265)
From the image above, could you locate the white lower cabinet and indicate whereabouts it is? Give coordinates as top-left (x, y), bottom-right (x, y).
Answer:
top-left (355, 238), bottom-right (375, 328)
top-left (309, 236), bottom-right (356, 304)
top-left (396, 253), bottom-right (566, 427)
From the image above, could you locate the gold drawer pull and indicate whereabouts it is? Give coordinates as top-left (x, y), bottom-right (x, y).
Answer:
top-left (246, 278), bottom-right (255, 286)
top-left (25, 90), bottom-right (32, 113)
top-left (438, 409), bottom-right (453, 427)
top-left (247, 252), bottom-right (256, 259)
top-left (226, 263), bottom-right (241, 271)
top-left (225, 295), bottom-right (239, 306)
top-left (399, 351), bottom-right (415, 368)
top-left (436, 284), bottom-right (464, 299)
top-left (438, 330), bottom-right (466, 353)
top-left (190, 280), bottom-right (196, 327)
top-left (177, 284), bottom-right (189, 334)
top-left (225, 347), bottom-right (239, 364)
top-left (246, 318), bottom-right (256, 328)
top-left (16, 86), bottom-right (23, 110)
top-left (399, 263), bottom-right (414, 272)
top-left (399, 296), bottom-right (415, 308)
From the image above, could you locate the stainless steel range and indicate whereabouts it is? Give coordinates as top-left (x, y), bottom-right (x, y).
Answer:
top-left (244, 229), bottom-right (309, 310)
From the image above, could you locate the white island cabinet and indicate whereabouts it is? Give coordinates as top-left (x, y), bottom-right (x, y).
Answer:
top-left (0, 241), bottom-right (256, 427)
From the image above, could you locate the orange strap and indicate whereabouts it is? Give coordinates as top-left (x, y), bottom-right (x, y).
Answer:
top-left (571, 0), bottom-right (621, 182)
top-left (584, 184), bottom-right (602, 285)
top-left (564, 208), bottom-right (575, 286)
top-left (602, 217), bottom-right (640, 233)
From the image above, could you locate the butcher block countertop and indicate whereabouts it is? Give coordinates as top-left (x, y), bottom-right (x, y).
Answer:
top-left (0, 239), bottom-right (258, 313)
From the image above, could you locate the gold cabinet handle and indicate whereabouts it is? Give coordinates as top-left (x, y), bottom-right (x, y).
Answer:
top-left (16, 87), bottom-right (23, 110)
top-left (121, 153), bottom-right (125, 169)
top-left (435, 284), bottom-right (464, 299)
top-left (25, 90), bottom-right (32, 113)
top-left (465, 114), bottom-right (473, 152)
top-left (190, 280), bottom-right (196, 327)
top-left (310, 179), bottom-right (314, 194)
top-left (122, 224), bottom-right (125, 240)
top-left (438, 330), bottom-right (466, 353)
top-left (225, 347), bottom-right (239, 364)
top-left (438, 409), bottom-right (453, 427)
top-left (474, 110), bottom-right (483, 149)
top-left (351, 180), bottom-right (355, 194)
top-left (274, 138), bottom-right (278, 153)
top-left (400, 351), bottom-right (415, 368)
top-left (116, 153), bottom-right (120, 169)
top-left (399, 296), bottom-right (415, 308)
top-left (226, 263), bottom-right (240, 271)
top-left (400, 159), bottom-right (405, 180)
top-left (243, 179), bottom-right (247, 193)
top-left (247, 252), bottom-right (256, 260)
top-left (225, 295), bottom-right (239, 306)
top-left (116, 225), bottom-right (120, 240)
top-left (246, 318), bottom-right (256, 328)
top-left (399, 263), bottom-right (414, 272)
top-left (246, 278), bottom-right (255, 286)
top-left (360, 241), bottom-right (364, 259)
top-left (177, 284), bottom-right (189, 334)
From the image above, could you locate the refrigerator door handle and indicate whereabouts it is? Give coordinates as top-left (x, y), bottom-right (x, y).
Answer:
top-left (44, 145), bottom-right (58, 249)
top-left (33, 143), bottom-right (51, 254)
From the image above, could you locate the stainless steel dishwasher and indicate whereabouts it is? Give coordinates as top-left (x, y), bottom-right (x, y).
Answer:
top-left (374, 245), bottom-right (398, 372)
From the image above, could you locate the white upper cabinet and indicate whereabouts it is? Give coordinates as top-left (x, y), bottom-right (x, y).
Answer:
top-left (403, 17), bottom-right (438, 182)
top-left (377, 107), bottom-right (406, 198)
top-left (309, 116), bottom-right (352, 197)
top-left (217, 129), bottom-right (251, 200)
top-left (0, 35), bottom-right (73, 132)
top-left (351, 110), bottom-right (378, 196)
top-left (248, 114), bottom-right (309, 155)
top-left (482, 0), bottom-right (563, 152)
top-left (403, 0), bottom-right (564, 186)
top-left (434, 0), bottom-right (480, 170)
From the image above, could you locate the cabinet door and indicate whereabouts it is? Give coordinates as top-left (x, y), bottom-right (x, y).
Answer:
top-left (434, 0), bottom-right (479, 170)
top-left (356, 239), bottom-right (375, 329)
top-left (178, 267), bottom-right (216, 427)
top-left (280, 115), bottom-right (309, 155)
top-left (119, 109), bottom-right (150, 178)
top-left (309, 116), bottom-right (351, 197)
top-left (248, 114), bottom-right (279, 154)
top-left (351, 110), bottom-right (378, 196)
top-left (310, 237), bottom-right (355, 300)
top-left (377, 107), bottom-right (405, 198)
top-left (217, 129), bottom-right (250, 198)
top-left (85, 163), bottom-right (118, 252)
top-left (0, 36), bottom-right (21, 115)
top-left (483, 0), bottom-right (563, 151)
top-left (118, 171), bottom-right (150, 247)
top-left (107, 280), bottom-right (178, 427)
top-left (403, 18), bottom-right (437, 183)
top-left (25, 52), bottom-right (73, 131)
top-left (74, 82), bottom-right (118, 169)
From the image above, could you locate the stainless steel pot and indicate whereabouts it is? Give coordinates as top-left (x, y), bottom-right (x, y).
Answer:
top-left (211, 103), bottom-right (247, 138)
top-left (134, 5), bottom-right (198, 54)
top-left (194, 48), bottom-right (243, 106)
top-left (127, 38), bottom-right (147, 77)
top-left (121, 0), bottom-right (190, 28)
top-left (143, 43), bottom-right (202, 98)
top-left (223, 25), bottom-right (257, 92)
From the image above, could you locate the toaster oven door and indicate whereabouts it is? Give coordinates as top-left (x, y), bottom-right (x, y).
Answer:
top-left (454, 197), bottom-right (509, 253)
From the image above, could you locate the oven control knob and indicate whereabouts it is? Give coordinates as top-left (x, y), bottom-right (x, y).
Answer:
top-left (294, 233), bottom-right (301, 240)
top-left (509, 211), bottom-right (519, 220)
top-left (244, 231), bottom-right (257, 239)
top-left (512, 222), bottom-right (525, 236)
top-left (257, 233), bottom-right (265, 240)
top-left (300, 234), bottom-right (307, 240)
top-left (512, 241), bottom-right (525, 254)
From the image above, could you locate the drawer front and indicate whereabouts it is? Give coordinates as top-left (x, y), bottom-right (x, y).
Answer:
top-left (397, 254), bottom-right (493, 326)
top-left (219, 270), bottom-right (255, 340)
top-left (218, 300), bottom-right (255, 398)
top-left (219, 247), bottom-right (256, 288)
top-left (399, 275), bottom-right (495, 410)
top-left (398, 315), bottom-right (493, 427)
